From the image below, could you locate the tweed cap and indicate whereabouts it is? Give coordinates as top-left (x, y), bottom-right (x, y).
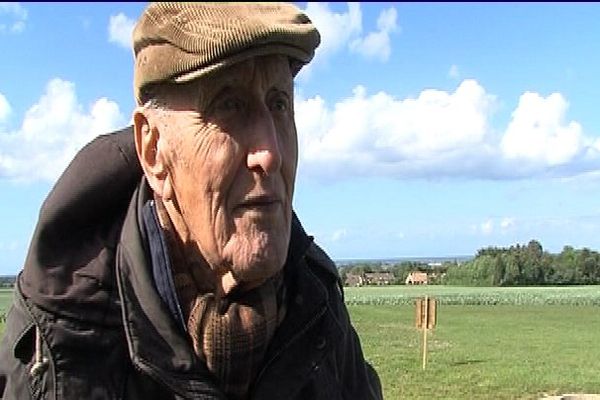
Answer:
top-left (133, 2), bottom-right (321, 104)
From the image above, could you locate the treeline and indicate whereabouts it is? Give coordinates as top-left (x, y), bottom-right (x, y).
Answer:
top-left (0, 276), bottom-right (16, 288)
top-left (442, 240), bottom-right (600, 286)
top-left (338, 240), bottom-right (600, 287)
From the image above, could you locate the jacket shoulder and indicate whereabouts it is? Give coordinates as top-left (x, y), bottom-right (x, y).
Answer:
top-left (304, 243), bottom-right (340, 280)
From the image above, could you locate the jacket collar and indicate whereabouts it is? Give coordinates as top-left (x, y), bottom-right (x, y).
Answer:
top-left (250, 247), bottom-right (344, 399)
top-left (116, 180), bottom-right (226, 398)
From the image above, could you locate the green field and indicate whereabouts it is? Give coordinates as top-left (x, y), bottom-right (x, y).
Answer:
top-left (0, 288), bottom-right (13, 337)
top-left (344, 284), bottom-right (600, 306)
top-left (346, 285), bottom-right (600, 399)
top-left (2, 286), bottom-right (599, 399)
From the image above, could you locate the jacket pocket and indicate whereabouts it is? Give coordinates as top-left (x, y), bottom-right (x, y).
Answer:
top-left (0, 289), bottom-right (54, 400)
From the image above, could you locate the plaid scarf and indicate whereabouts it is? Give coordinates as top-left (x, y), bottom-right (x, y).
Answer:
top-left (185, 275), bottom-right (285, 399)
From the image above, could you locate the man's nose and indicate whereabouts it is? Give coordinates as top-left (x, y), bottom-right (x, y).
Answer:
top-left (246, 108), bottom-right (282, 175)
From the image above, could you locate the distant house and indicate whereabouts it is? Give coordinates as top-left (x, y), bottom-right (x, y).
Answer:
top-left (405, 271), bottom-right (428, 285)
top-left (344, 273), bottom-right (365, 287)
top-left (364, 272), bottom-right (395, 285)
top-left (344, 271), bottom-right (395, 286)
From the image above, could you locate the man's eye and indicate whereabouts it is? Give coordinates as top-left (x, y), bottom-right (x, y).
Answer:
top-left (270, 97), bottom-right (289, 112)
top-left (218, 97), bottom-right (244, 112)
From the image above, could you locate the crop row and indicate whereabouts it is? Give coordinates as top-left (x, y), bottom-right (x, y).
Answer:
top-left (345, 295), bottom-right (600, 306)
top-left (343, 286), bottom-right (600, 306)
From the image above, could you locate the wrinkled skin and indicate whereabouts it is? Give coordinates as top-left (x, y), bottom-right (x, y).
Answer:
top-left (134, 55), bottom-right (297, 294)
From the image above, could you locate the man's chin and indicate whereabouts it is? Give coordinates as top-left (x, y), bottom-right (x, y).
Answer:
top-left (238, 258), bottom-right (283, 280)
top-left (220, 229), bottom-right (290, 289)
top-left (227, 252), bottom-right (285, 289)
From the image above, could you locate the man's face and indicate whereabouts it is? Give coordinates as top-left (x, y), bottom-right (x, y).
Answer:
top-left (153, 55), bottom-right (297, 288)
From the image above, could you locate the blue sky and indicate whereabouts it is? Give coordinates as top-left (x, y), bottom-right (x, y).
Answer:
top-left (1, 2), bottom-right (600, 274)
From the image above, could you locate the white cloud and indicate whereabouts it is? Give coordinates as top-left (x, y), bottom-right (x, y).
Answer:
top-left (448, 64), bottom-right (460, 79)
top-left (299, 3), bottom-right (399, 78)
top-left (0, 93), bottom-right (10, 123)
top-left (302, 3), bottom-right (361, 59)
top-left (480, 220), bottom-right (494, 235)
top-left (500, 217), bottom-right (515, 230)
top-left (349, 7), bottom-right (398, 62)
top-left (295, 79), bottom-right (600, 181)
top-left (0, 79), bottom-right (125, 182)
top-left (501, 92), bottom-right (584, 169)
top-left (473, 217), bottom-right (514, 236)
top-left (0, 2), bottom-right (27, 34)
top-left (331, 228), bottom-right (348, 242)
top-left (108, 12), bottom-right (135, 49)
top-left (296, 79), bottom-right (497, 179)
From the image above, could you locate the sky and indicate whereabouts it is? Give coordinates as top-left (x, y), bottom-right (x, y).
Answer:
top-left (1, 2), bottom-right (600, 274)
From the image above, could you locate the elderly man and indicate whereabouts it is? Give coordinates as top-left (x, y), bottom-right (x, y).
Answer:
top-left (0, 3), bottom-right (382, 399)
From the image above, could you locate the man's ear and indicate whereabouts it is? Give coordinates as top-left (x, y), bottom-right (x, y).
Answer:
top-left (133, 108), bottom-right (171, 199)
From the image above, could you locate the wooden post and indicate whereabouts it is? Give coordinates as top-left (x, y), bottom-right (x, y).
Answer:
top-left (416, 296), bottom-right (437, 370)
top-left (422, 295), bottom-right (428, 370)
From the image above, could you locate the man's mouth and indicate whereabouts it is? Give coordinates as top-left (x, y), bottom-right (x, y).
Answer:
top-left (236, 194), bottom-right (282, 212)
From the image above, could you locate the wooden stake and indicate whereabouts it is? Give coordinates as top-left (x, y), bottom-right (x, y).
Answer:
top-left (422, 295), bottom-right (428, 370)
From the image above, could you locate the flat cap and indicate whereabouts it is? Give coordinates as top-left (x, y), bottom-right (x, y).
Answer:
top-left (133, 2), bottom-right (321, 104)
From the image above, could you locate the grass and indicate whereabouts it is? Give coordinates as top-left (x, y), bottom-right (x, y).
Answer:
top-left (0, 289), bottom-right (12, 308)
top-left (347, 286), bottom-right (600, 399)
top-left (0, 288), bottom-right (13, 337)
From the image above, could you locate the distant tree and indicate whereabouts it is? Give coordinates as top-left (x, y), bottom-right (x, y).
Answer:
top-left (442, 240), bottom-right (600, 286)
top-left (0, 276), bottom-right (16, 288)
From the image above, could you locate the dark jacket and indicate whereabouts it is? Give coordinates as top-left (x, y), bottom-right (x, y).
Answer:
top-left (0, 127), bottom-right (383, 400)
